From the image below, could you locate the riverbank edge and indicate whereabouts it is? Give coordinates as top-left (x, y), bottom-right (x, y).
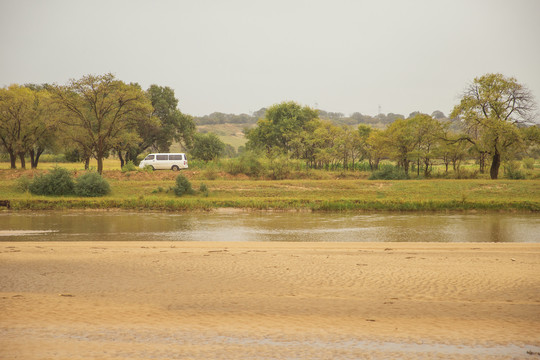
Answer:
top-left (3, 198), bottom-right (539, 212)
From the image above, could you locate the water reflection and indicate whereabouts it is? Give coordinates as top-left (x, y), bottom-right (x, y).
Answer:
top-left (0, 211), bottom-right (538, 243)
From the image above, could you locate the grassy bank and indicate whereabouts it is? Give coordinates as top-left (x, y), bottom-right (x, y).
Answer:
top-left (1, 166), bottom-right (539, 211)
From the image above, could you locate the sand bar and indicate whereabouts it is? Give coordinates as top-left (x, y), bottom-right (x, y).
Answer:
top-left (1, 241), bottom-right (539, 359)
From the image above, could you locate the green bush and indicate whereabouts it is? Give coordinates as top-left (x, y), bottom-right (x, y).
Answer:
top-left (64, 149), bottom-right (81, 162)
top-left (29, 167), bottom-right (75, 196)
top-left (225, 152), bottom-right (265, 178)
top-left (38, 153), bottom-right (69, 163)
top-left (369, 165), bottom-right (409, 180)
top-left (455, 168), bottom-right (479, 179)
top-left (174, 174), bottom-right (194, 196)
top-left (121, 160), bottom-right (138, 172)
top-left (504, 161), bottom-right (526, 180)
top-left (523, 158), bottom-right (535, 170)
top-left (202, 167), bottom-right (220, 180)
top-left (74, 172), bottom-right (111, 197)
top-left (353, 161), bottom-right (372, 172)
top-left (268, 155), bottom-right (292, 180)
top-left (199, 183), bottom-right (209, 197)
top-left (16, 175), bottom-right (32, 192)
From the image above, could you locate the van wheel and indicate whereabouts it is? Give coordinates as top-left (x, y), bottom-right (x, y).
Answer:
top-left (150, 166), bottom-right (155, 171)
top-left (171, 165), bottom-right (179, 171)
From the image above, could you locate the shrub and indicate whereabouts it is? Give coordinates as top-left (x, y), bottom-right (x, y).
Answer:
top-left (174, 174), bottom-right (194, 196)
top-left (74, 172), bottom-right (111, 197)
top-left (199, 183), bottom-right (209, 197)
top-left (202, 167), bottom-right (220, 180)
top-left (455, 168), bottom-right (479, 179)
top-left (268, 155), bottom-right (292, 180)
top-left (29, 167), bottom-right (75, 196)
top-left (369, 165), bottom-right (408, 180)
top-left (121, 160), bottom-right (138, 172)
top-left (225, 152), bottom-right (265, 178)
top-left (16, 175), bottom-right (32, 192)
top-left (523, 158), bottom-right (535, 170)
top-left (64, 149), bottom-right (81, 162)
top-left (353, 161), bottom-right (372, 172)
top-left (504, 161), bottom-right (526, 180)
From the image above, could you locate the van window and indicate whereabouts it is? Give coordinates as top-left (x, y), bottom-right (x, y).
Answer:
top-left (145, 155), bottom-right (154, 160)
top-left (169, 154), bottom-right (183, 160)
top-left (156, 155), bottom-right (168, 161)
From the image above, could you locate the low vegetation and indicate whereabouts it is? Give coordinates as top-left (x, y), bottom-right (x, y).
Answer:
top-left (1, 160), bottom-right (539, 211)
top-left (19, 167), bottom-right (110, 197)
top-left (174, 174), bottom-right (194, 196)
top-left (29, 167), bottom-right (74, 196)
top-left (73, 172), bottom-right (111, 197)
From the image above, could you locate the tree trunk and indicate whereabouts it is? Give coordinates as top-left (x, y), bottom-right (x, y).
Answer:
top-left (9, 151), bottom-right (17, 169)
top-left (29, 149), bottom-right (35, 169)
top-left (97, 156), bottom-right (104, 175)
top-left (479, 152), bottom-right (486, 174)
top-left (29, 147), bottom-right (44, 169)
top-left (33, 148), bottom-right (44, 169)
top-left (18, 153), bottom-right (26, 169)
top-left (119, 151), bottom-right (125, 168)
top-left (490, 150), bottom-right (501, 180)
top-left (84, 157), bottom-right (90, 170)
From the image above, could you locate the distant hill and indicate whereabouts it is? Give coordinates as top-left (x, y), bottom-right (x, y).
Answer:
top-left (197, 123), bottom-right (253, 150)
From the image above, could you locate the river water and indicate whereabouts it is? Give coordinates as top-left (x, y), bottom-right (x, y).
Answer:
top-left (0, 211), bottom-right (539, 242)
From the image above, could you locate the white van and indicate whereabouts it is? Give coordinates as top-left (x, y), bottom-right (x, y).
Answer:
top-left (139, 153), bottom-right (188, 171)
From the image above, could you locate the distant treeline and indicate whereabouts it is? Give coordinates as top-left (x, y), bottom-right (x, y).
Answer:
top-left (195, 108), bottom-right (449, 127)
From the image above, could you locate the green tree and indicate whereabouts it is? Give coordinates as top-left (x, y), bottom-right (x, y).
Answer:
top-left (439, 130), bottom-right (468, 173)
top-left (0, 84), bottom-right (57, 169)
top-left (24, 84), bottom-right (61, 168)
top-left (408, 114), bottom-right (444, 177)
top-left (365, 128), bottom-right (388, 170)
top-left (146, 85), bottom-right (195, 151)
top-left (451, 73), bottom-right (537, 179)
top-left (286, 118), bottom-right (321, 168)
top-left (313, 120), bottom-right (341, 169)
top-left (190, 133), bottom-right (226, 162)
top-left (51, 74), bottom-right (153, 174)
top-left (246, 101), bottom-right (318, 154)
top-left (520, 125), bottom-right (540, 158)
top-left (114, 85), bottom-right (194, 167)
top-left (385, 118), bottom-right (416, 174)
top-left (355, 124), bottom-right (373, 167)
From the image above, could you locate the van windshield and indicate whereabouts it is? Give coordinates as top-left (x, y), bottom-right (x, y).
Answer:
top-left (144, 155), bottom-right (154, 160)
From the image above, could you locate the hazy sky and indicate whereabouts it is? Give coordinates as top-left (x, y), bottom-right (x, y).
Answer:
top-left (1, 0), bottom-right (539, 118)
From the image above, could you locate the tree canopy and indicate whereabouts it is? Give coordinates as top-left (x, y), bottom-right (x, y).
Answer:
top-left (246, 101), bottom-right (319, 153)
top-left (115, 85), bottom-right (196, 167)
top-left (451, 73), bottom-right (537, 179)
top-left (51, 73), bottom-right (153, 174)
top-left (0, 84), bottom-right (57, 169)
top-left (190, 132), bottom-right (225, 162)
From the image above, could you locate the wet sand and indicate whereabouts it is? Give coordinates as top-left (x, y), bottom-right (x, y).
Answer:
top-left (1, 241), bottom-right (539, 359)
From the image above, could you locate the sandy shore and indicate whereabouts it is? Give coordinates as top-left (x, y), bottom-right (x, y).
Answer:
top-left (1, 241), bottom-right (539, 359)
